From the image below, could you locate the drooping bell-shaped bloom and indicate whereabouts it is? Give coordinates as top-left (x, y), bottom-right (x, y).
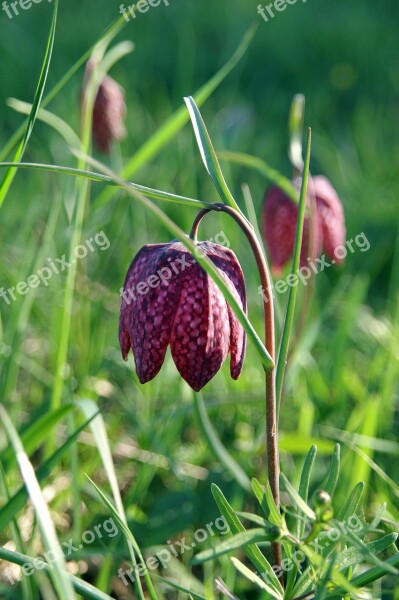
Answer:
top-left (262, 177), bottom-right (345, 275)
top-left (82, 59), bottom-right (127, 153)
top-left (119, 241), bottom-right (247, 391)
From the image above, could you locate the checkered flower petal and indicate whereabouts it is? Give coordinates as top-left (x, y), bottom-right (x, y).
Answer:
top-left (119, 241), bottom-right (247, 391)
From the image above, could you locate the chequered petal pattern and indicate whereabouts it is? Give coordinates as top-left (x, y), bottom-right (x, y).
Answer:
top-left (119, 240), bottom-right (247, 391)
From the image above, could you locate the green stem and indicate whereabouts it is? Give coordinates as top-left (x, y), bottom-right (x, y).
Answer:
top-left (189, 203), bottom-right (282, 576)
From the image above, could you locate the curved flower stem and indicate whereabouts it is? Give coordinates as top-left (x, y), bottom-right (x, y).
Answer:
top-left (190, 203), bottom-right (282, 577)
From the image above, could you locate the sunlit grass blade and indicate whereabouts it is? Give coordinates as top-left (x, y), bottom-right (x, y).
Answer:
top-left (93, 24), bottom-right (257, 211)
top-left (219, 151), bottom-right (298, 203)
top-left (230, 557), bottom-right (282, 598)
top-left (280, 473), bottom-right (316, 521)
top-left (324, 553), bottom-right (399, 598)
top-left (73, 151), bottom-right (274, 371)
top-left (0, 0), bottom-right (58, 208)
top-left (211, 483), bottom-right (283, 595)
top-left (0, 415), bottom-right (96, 532)
top-left (191, 529), bottom-right (274, 565)
top-left (7, 99), bottom-right (82, 148)
top-left (288, 94), bottom-right (305, 171)
top-left (0, 404), bottom-right (76, 600)
top-left (193, 393), bottom-right (250, 491)
top-left (0, 162), bottom-right (212, 209)
top-left (336, 481), bottom-right (364, 522)
top-left (322, 443), bottom-right (340, 497)
top-left (184, 96), bottom-right (241, 212)
top-left (343, 530), bottom-right (398, 575)
top-left (0, 404), bottom-right (74, 470)
top-left (251, 478), bottom-right (283, 527)
top-left (296, 445), bottom-right (317, 538)
top-left (336, 533), bottom-right (398, 571)
top-left (87, 477), bottom-right (157, 600)
top-left (0, 547), bottom-right (116, 600)
top-left (276, 129), bottom-right (312, 412)
top-left (156, 577), bottom-right (206, 600)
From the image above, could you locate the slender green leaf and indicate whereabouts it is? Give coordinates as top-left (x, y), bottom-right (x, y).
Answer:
top-left (211, 484), bottom-right (283, 595)
top-left (193, 393), bottom-right (250, 491)
top-left (0, 547), bottom-right (116, 600)
top-left (219, 151), bottom-right (298, 203)
top-left (276, 129), bottom-right (312, 411)
top-left (0, 415), bottom-right (96, 532)
top-left (251, 478), bottom-right (283, 527)
top-left (314, 553), bottom-right (337, 600)
top-left (0, 404), bottom-right (76, 600)
top-left (336, 482), bottom-right (364, 522)
top-left (322, 444), bottom-right (340, 497)
top-left (336, 533), bottom-right (398, 571)
top-left (0, 0), bottom-right (58, 207)
top-left (280, 473), bottom-right (316, 521)
top-left (87, 477), bottom-right (157, 600)
top-left (343, 530), bottom-right (398, 575)
top-left (297, 445), bottom-right (317, 538)
top-left (156, 577), bottom-right (206, 600)
top-left (192, 529), bottom-right (273, 565)
top-left (324, 553), bottom-right (399, 598)
top-left (184, 96), bottom-right (241, 212)
top-left (230, 557), bottom-right (283, 599)
top-left (0, 161), bottom-right (212, 209)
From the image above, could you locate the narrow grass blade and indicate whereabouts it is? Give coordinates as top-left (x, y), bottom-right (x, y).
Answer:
top-left (322, 443), bottom-right (340, 497)
top-left (336, 482), bottom-right (364, 522)
top-left (336, 533), bottom-right (398, 571)
top-left (156, 577), bottom-right (206, 600)
top-left (0, 0), bottom-right (58, 207)
top-left (184, 96), bottom-right (241, 212)
top-left (0, 547), bottom-right (116, 600)
top-left (219, 151), bottom-right (298, 203)
top-left (0, 405), bottom-right (74, 469)
top-left (0, 404), bottom-right (76, 600)
top-left (324, 553), bottom-right (399, 598)
top-left (93, 24), bottom-right (257, 210)
top-left (0, 162), bottom-right (212, 209)
top-left (314, 553), bottom-right (337, 600)
top-left (211, 483), bottom-right (284, 595)
top-left (193, 393), bottom-right (250, 491)
top-left (73, 152), bottom-right (274, 371)
top-left (0, 415), bottom-right (96, 532)
top-left (7, 100), bottom-right (82, 148)
top-left (230, 557), bottom-right (283, 599)
top-left (251, 478), bottom-right (283, 527)
top-left (276, 129), bottom-right (312, 411)
top-left (288, 94), bottom-right (305, 171)
top-left (343, 530), bottom-right (398, 575)
top-left (296, 445), bottom-right (317, 538)
top-left (280, 473), bottom-right (316, 521)
top-left (191, 529), bottom-right (274, 565)
top-left (87, 477), bottom-right (157, 600)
